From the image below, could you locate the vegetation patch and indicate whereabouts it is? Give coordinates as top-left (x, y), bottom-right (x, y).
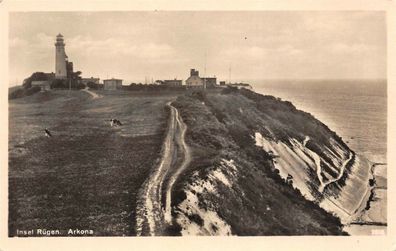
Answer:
top-left (187, 213), bottom-right (204, 227)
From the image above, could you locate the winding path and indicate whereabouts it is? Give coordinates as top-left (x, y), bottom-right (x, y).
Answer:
top-left (81, 87), bottom-right (102, 99)
top-left (164, 106), bottom-right (191, 223)
top-left (135, 102), bottom-right (190, 236)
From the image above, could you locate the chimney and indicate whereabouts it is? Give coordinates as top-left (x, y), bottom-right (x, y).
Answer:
top-left (190, 69), bottom-right (199, 77)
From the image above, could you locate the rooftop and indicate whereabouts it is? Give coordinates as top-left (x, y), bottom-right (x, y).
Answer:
top-left (104, 78), bottom-right (123, 81)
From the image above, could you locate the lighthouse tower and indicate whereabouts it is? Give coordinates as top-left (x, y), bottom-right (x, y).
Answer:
top-left (54, 33), bottom-right (68, 79)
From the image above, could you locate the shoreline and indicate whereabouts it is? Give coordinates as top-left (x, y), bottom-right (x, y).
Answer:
top-left (344, 161), bottom-right (387, 235)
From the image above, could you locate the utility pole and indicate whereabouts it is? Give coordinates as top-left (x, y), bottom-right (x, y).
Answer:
top-left (203, 51), bottom-right (207, 90)
top-left (228, 65), bottom-right (231, 84)
top-left (69, 77), bottom-right (71, 96)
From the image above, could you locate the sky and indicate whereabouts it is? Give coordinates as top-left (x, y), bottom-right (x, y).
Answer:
top-left (9, 11), bottom-right (386, 85)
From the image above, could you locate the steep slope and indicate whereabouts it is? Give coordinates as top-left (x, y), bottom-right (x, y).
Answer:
top-left (169, 88), bottom-right (369, 235)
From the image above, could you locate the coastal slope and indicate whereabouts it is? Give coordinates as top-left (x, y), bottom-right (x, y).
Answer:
top-left (168, 88), bottom-right (372, 235)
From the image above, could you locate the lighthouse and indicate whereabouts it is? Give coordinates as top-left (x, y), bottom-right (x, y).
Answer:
top-left (54, 33), bottom-right (68, 79)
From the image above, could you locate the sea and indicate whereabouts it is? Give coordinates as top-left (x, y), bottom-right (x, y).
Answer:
top-left (251, 79), bottom-right (387, 235)
top-left (252, 79), bottom-right (387, 164)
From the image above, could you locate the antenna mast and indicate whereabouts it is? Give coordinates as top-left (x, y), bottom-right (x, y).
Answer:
top-left (228, 65), bottom-right (231, 84)
top-left (203, 52), bottom-right (207, 90)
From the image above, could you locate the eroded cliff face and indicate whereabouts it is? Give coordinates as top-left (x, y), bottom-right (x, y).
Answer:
top-left (170, 88), bottom-right (369, 235)
top-left (254, 131), bottom-right (372, 224)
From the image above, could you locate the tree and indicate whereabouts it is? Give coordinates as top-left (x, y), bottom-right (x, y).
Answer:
top-left (50, 79), bottom-right (67, 89)
top-left (50, 71), bottom-right (85, 89)
top-left (70, 71), bottom-right (85, 89)
top-left (87, 81), bottom-right (102, 90)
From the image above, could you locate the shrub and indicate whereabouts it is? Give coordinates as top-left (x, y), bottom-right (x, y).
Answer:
top-left (221, 86), bottom-right (238, 94)
top-left (8, 88), bottom-right (25, 99)
top-left (189, 90), bottom-right (207, 102)
top-left (87, 82), bottom-right (102, 90)
top-left (187, 213), bottom-right (204, 227)
top-left (9, 86), bottom-right (41, 99)
top-left (122, 83), bottom-right (186, 92)
top-left (25, 86), bottom-right (41, 95)
top-left (50, 79), bottom-right (67, 89)
top-left (75, 82), bottom-right (86, 90)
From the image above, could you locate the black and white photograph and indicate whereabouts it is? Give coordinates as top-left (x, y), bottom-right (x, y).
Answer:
top-left (1, 1), bottom-right (395, 249)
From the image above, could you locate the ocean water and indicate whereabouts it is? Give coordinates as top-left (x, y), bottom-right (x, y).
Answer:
top-left (252, 79), bottom-right (387, 164)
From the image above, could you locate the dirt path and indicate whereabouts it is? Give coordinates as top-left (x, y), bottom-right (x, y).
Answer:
top-left (164, 106), bottom-right (191, 223)
top-left (82, 87), bottom-right (102, 99)
top-left (135, 102), bottom-right (190, 236)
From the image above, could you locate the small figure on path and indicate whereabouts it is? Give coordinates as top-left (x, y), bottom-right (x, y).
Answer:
top-left (44, 128), bottom-right (52, 137)
top-left (109, 118), bottom-right (122, 127)
top-left (114, 119), bottom-right (122, 126)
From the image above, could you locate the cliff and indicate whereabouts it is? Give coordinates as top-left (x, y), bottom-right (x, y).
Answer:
top-left (169, 88), bottom-right (372, 235)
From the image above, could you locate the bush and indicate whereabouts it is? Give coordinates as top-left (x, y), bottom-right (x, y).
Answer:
top-left (228, 124), bottom-right (255, 148)
top-left (26, 86), bottom-right (41, 95)
top-left (87, 82), bottom-right (103, 90)
top-left (50, 79), bottom-right (85, 90)
top-left (189, 90), bottom-right (207, 102)
top-left (8, 89), bottom-right (25, 99)
top-left (75, 82), bottom-right (86, 90)
top-left (221, 86), bottom-right (238, 94)
top-left (123, 83), bottom-right (186, 92)
top-left (9, 86), bottom-right (41, 99)
top-left (50, 79), bottom-right (67, 89)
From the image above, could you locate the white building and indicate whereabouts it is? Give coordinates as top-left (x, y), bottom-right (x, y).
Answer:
top-left (103, 78), bottom-right (123, 90)
top-left (186, 69), bottom-right (203, 88)
top-left (31, 81), bottom-right (51, 91)
top-left (54, 34), bottom-right (68, 79)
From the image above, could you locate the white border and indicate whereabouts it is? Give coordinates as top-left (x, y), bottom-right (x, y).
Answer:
top-left (1, 1), bottom-right (395, 251)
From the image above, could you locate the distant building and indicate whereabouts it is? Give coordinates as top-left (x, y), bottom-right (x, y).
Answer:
top-left (202, 77), bottom-right (217, 88)
top-left (80, 77), bottom-right (100, 85)
top-left (186, 69), bottom-right (203, 88)
top-left (219, 81), bottom-right (226, 86)
top-left (228, 83), bottom-right (252, 90)
top-left (31, 81), bottom-right (51, 92)
top-left (103, 78), bottom-right (123, 90)
top-left (162, 79), bottom-right (182, 87)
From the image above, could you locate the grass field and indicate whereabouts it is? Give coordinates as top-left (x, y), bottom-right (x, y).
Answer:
top-left (9, 89), bottom-right (177, 236)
